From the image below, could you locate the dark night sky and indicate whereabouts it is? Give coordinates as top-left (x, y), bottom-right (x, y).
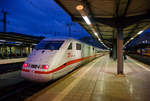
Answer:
top-left (0, 0), bottom-right (90, 38)
top-left (127, 28), bottom-right (150, 47)
top-left (0, 0), bottom-right (149, 48)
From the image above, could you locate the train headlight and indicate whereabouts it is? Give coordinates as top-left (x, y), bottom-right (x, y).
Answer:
top-left (42, 65), bottom-right (49, 69)
top-left (23, 63), bottom-right (28, 68)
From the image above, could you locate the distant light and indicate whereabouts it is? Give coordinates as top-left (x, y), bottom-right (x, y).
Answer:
top-left (145, 40), bottom-right (147, 43)
top-left (76, 5), bottom-right (84, 11)
top-left (0, 40), bottom-right (6, 42)
top-left (32, 43), bottom-right (37, 46)
top-left (137, 30), bottom-right (143, 35)
top-left (82, 16), bottom-right (91, 25)
top-left (16, 43), bottom-right (22, 46)
top-left (131, 37), bottom-right (134, 40)
top-left (42, 65), bottom-right (49, 69)
top-left (15, 41), bottom-right (23, 44)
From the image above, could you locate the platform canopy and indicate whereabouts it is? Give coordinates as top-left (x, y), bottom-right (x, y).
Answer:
top-left (0, 32), bottom-right (44, 44)
top-left (55, 0), bottom-right (150, 48)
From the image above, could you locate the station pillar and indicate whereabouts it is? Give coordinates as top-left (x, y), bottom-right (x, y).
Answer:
top-left (112, 39), bottom-right (117, 60)
top-left (28, 45), bottom-right (31, 55)
top-left (117, 28), bottom-right (124, 74)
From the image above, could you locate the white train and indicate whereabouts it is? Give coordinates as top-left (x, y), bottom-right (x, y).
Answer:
top-left (21, 37), bottom-right (103, 82)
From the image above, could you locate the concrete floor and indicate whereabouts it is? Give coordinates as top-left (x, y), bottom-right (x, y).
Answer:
top-left (25, 55), bottom-right (150, 101)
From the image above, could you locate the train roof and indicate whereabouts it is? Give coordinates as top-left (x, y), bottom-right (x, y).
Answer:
top-left (43, 37), bottom-right (86, 43)
top-left (41, 37), bottom-right (104, 50)
top-left (42, 37), bottom-right (75, 41)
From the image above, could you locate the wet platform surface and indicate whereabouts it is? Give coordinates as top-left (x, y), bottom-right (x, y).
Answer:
top-left (25, 55), bottom-right (150, 101)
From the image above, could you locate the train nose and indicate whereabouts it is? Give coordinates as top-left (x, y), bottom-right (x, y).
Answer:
top-left (21, 70), bottom-right (52, 82)
top-left (27, 50), bottom-right (57, 63)
top-left (21, 62), bottom-right (52, 82)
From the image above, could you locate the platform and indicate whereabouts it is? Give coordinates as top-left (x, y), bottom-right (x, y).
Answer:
top-left (25, 55), bottom-right (150, 101)
top-left (0, 58), bottom-right (26, 65)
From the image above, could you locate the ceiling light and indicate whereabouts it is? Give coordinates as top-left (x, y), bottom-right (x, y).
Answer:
top-left (94, 32), bottom-right (98, 36)
top-left (137, 30), bottom-right (143, 35)
top-left (76, 5), bottom-right (84, 11)
top-left (82, 16), bottom-right (91, 25)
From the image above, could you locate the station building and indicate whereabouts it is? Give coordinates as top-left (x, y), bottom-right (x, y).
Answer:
top-left (0, 32), bottom-right (44, 59)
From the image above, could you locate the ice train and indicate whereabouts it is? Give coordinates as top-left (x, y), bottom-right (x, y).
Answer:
top-left (21, 38), bottom-right (103, 82)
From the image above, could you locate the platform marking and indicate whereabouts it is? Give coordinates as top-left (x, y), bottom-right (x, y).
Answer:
top-left (51, 57), bottom-right (101, 101)
top-left (129, 58), bottom-right (150, 72)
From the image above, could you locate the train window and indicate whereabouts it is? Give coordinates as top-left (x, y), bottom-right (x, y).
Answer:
top-left (35, 40), bottom-right (64, 50)
top-left (68, 43), bottom-right (72, 50)
top-left (76, 43), bottom-right (81, 50)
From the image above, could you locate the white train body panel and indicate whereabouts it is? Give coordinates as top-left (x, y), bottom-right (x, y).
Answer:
top-left (21, 38), bottom-right (103, 82)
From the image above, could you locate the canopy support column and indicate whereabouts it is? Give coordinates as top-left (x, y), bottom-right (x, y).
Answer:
top-left (117, 28), bottom-right (124, 74)
top-left (28, 45), bottom-right (31, 55)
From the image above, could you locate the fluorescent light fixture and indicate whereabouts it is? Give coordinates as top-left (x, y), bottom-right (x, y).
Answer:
top-left (82, 16), bottom-right (91, 25)
top-left (94, 32), bottom-right (98, 36)
top-left (137, 30), bottom-right (143, 35)
top-left (32, 43), bottom-right (37, 45)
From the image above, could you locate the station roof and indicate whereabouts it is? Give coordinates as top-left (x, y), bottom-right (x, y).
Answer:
top-left (55, 0), bottom-right (150, 48)
top-left (127, 30), bottom-right (150, 48)
top-left (0, 32), bottom-right (44, 44)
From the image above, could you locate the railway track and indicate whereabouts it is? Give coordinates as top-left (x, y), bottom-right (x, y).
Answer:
top-left (0, 80), bottom-right (52, 101)
top-left (128, 54), bottom-right (150, 65)
top-left (0, 62), bottom-right (24, 74)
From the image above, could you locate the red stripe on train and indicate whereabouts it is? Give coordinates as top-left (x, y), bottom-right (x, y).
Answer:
top-left (22, 69), bottom-right (30, 72)
top-left (22, 54), bottom-right (99, 74)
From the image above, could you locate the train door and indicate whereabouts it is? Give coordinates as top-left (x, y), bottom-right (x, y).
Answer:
top-left (67, 42), bottom-right (73, 60)
top-left (75, 42), bottom-right (82, 59)
top-left (88, 46), bottom-right (90, 56)
top-left (89, 46), bottom-right (93, 56)
top-left (81, 44), bottom-right (88, 57)
top-left (81, 44), bottom-right (85, 58)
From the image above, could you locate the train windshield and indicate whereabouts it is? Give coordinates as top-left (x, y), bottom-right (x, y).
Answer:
top-left (35, 40), bottom-right (64, 50)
